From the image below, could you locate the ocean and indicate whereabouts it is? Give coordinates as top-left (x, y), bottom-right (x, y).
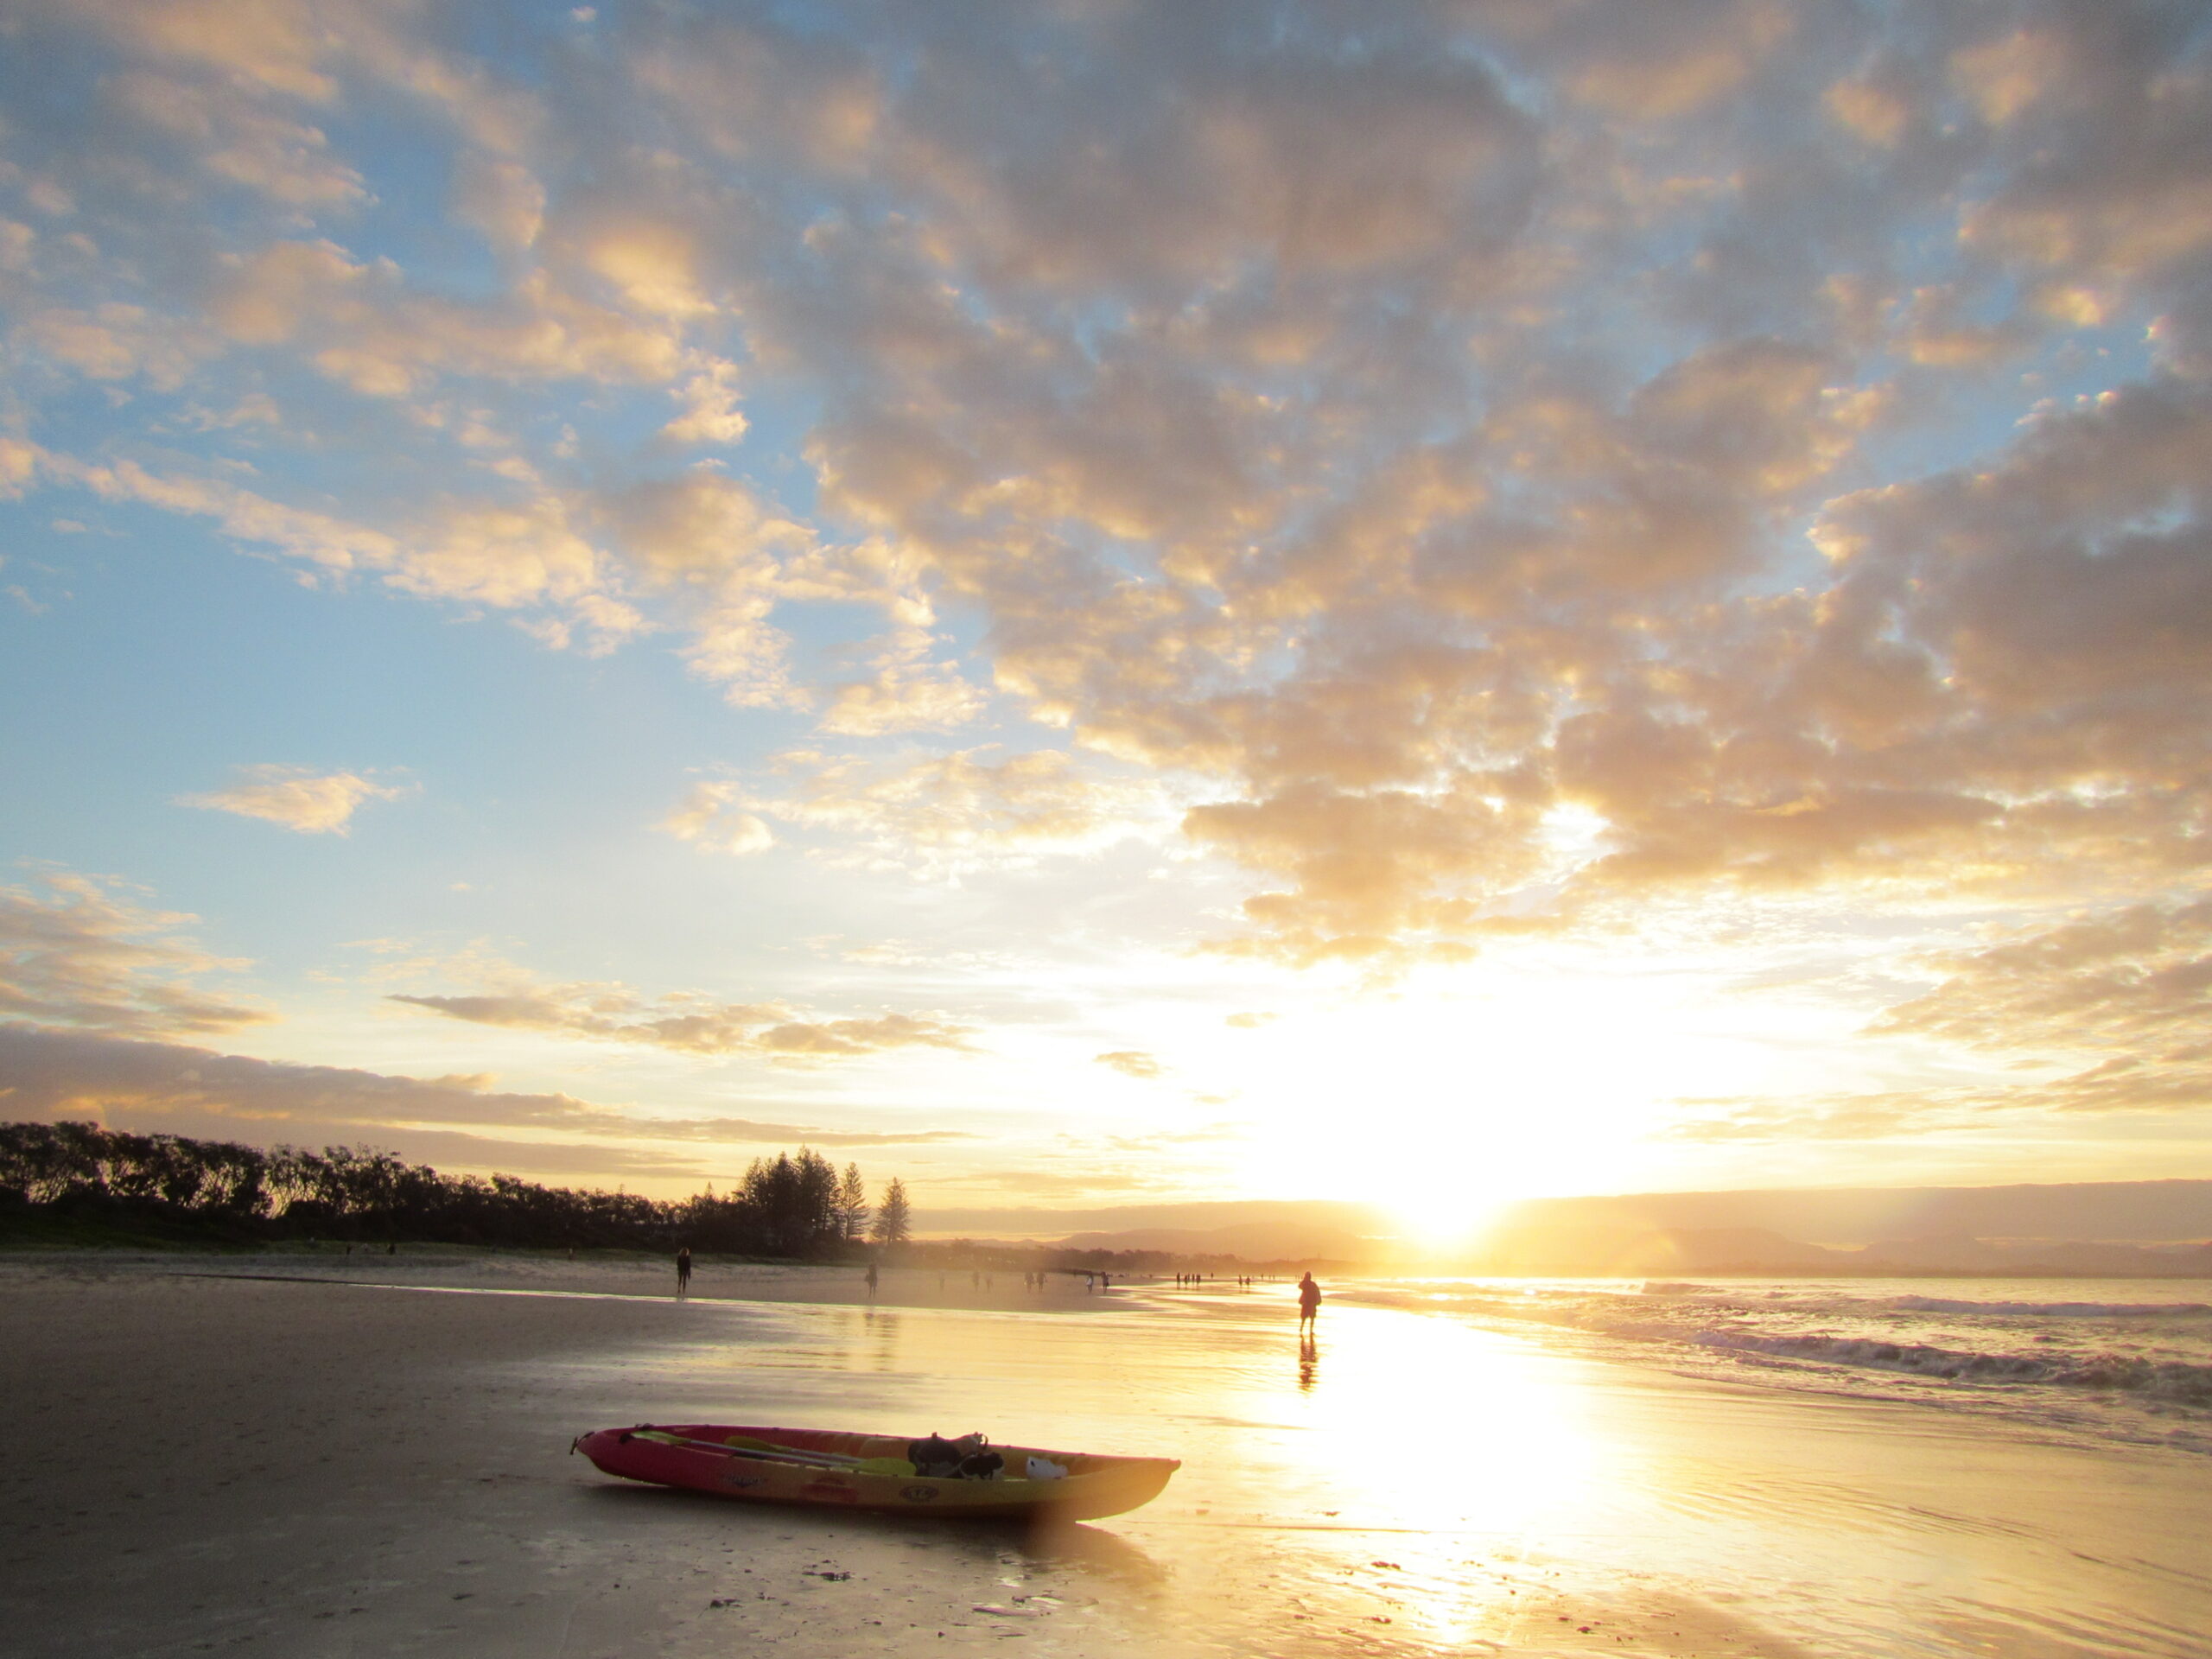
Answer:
top-left (1348, 1274), bottom-right (2212, 1455)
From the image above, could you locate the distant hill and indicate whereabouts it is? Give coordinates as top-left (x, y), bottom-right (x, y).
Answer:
top-left (919, 1182), bottom-right (2212, 1274)
top-left (1486, 1180), bottom-right (2212, 1249)
top-left (1055, 1220), bottom-right (1379, 1263)
top-left (920, 1198), bottom-right (1390, 1246)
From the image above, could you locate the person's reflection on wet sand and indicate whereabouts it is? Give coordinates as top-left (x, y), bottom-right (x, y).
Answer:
top-left (1298, 1332), bottom-right (1319, 1392)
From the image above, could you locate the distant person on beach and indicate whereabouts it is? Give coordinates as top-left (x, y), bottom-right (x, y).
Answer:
top-left (865, 1262), bottom-right (879, 1299)
top-left (675, 1246), bottom-right (693, 1299)
top-left (1297, 1271), bottom-right (1321, 1331)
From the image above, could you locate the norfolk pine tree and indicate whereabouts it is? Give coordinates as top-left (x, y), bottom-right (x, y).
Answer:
top-left (871, 1177), bottom-right (911, 1248)
top-left (837, 1161), bottom-right (870, 1241)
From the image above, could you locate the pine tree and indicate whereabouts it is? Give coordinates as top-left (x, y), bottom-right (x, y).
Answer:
top-left (837, 1161), bottom-right (870, 1241)
top-left (871, 1177), bottom-right (911, 1248)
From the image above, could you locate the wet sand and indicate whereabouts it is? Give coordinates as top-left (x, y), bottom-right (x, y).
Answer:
top-left (4, 1255), bottom-right (2207, 1656)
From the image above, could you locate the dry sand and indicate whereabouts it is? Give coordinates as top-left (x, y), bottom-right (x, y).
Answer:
top-left (4, 1251), bottom-right (2204, 1657)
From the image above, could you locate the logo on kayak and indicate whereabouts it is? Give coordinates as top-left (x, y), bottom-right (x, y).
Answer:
top-left (900, 1484), bottom-right (940, 1503)
top-left (720, 1473), bottom-right (766, 1490)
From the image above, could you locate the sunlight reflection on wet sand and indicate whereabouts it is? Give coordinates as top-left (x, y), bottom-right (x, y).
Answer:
top-left (555, 1282), bottom-right (2212, 1657)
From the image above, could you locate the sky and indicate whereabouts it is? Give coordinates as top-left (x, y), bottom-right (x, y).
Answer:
top-left (3, 0), bottom-right (2212, 1230)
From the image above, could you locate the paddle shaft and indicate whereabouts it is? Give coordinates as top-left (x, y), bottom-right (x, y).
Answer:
top-left (632, 1431), bottom-right (851, 1467)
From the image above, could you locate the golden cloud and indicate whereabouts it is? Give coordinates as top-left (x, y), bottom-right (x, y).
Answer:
top-left (9, 0), bottom-right (2212, 988)
top-left (178, 766), bottom-right (412, 836)
top-left (1093, 1050), bottom-right (1164, 1080)
top-left (389, 981), bottom-right (976, 1063)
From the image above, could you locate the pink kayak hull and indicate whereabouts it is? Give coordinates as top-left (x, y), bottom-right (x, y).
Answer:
top-left (574, 1423), bottom-right (1178, 1520)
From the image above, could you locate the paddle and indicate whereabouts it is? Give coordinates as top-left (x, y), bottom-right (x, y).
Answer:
top-left (632, 1430), bottom-right (914, 1477)
top-left (721, 1433), bottom-right (921, 1476)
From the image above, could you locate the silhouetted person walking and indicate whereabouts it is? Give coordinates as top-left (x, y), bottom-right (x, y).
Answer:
top-left (675, 1246), bottom-right (692, 1299)
top-left (865, 1262), bottom-right (879, 1299)
top-left (1297, 1271), bottom-right (1321, 1332)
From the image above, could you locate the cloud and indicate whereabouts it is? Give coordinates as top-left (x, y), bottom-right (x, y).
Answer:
top-left (661, 783), bottom-right (775, 856)
top-left (388, 980), bottom-right (976, 1062)
top-left (178, 766), bottom-right (412, 836)
top-left (208, 238), bottom-right (683, 396)
top-left (918, 1162), bottom-right (1198, 1204)
top-left (818, 656), bottom-right (985, 737)
top-left (743, 747), bottom-right (1171, 877)
top-left (1874, 900), bottom-right (2212, 1055)
top-left (14, 301), bottom-right (214, 390)
top-left (1674, 898), bottom-right (2212, 1139)
top-left (0, 868), bottom-right (272, 1039)
top-left (10, 444), bottom-right (644, 652)
top-left (0, 1027), bottom-right (974, 1168)
top-left (108, 70), bottom-right (369, 208)
top-left (7, 0), bottom-right (2212, 989)
top-left (1847, 901), bottom-right (2212, 1121)
top-left (1090, 1121), bottom-right (1247, 1151)
top-left (1093, 1050), bottom-right (1164, 1080)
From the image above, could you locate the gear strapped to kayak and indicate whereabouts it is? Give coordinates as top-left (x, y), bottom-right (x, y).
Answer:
top-left (906, 1432), bottom-right (1003, 1479)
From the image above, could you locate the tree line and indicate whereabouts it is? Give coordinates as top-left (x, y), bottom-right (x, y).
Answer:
top-left (0, 1121), bottom-right (912, 1255)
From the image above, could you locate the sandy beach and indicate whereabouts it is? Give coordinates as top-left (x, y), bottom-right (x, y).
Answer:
top-left (4, 1254), bottom-right (2208, 1657)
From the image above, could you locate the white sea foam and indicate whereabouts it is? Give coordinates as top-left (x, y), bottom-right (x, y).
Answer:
top-left (1685, 1327), bottom-right (2212, 1405)
top-left (1888, 1295), bottom-right (2211, 1318)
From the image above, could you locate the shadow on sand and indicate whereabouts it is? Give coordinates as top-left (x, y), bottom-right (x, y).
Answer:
top-left (576, 1478), bottom-right (1167, 1586)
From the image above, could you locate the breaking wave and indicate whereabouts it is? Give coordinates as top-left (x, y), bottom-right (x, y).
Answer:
top-left (1888, 1295), bottom-right (2211, 1318)
top-left (1686, 1327), bottom-right (2212, 1407)
top-left (1346, 1274), bottom-right (2212, 1452)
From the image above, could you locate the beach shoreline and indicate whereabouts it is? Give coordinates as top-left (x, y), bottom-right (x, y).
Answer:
top-left (7, 1255), bottom-right (2209, 1657)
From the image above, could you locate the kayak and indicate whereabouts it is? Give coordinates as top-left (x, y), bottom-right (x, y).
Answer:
top-left (572, 1423), bottom-right (1179, 1520)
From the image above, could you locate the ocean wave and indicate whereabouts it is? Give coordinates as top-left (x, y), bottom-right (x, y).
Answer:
top-left (1687, 1329), bottom-right (2212, 1407)
top-left (1890, 1296), bottom-right (2211, 1318)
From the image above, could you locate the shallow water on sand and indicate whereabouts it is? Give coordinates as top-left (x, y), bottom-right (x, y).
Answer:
top-left (543, 1283), bottom-right (2212, 1658)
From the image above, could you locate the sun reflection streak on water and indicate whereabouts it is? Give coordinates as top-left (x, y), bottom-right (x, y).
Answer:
top-left (851, 1294), bottom-right (1625, 1649)
top-left (1274, 1308), bottom-right (1606, 1646)
top-left (601, 1280), bottom-right (2212, 1659)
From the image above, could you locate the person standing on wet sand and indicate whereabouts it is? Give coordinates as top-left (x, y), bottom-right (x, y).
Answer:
top-left (865, 1262), bottom-right (879, 1299)
top-left (675, 1246), bottom-right (692, 1299)
top-left (1297, 1270), bottom-right (1321, 1332)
